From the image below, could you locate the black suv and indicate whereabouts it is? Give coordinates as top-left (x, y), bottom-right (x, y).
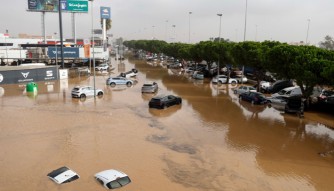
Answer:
top-left (266, 80), bottom-right (293, 93)
top-left (148, 95), bottom-right (182, 109)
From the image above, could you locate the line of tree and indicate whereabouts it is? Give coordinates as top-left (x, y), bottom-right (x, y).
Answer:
top-left (123, 39), bottom-right (334, 99)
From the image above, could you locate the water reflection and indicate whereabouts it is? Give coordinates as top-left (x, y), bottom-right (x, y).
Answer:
top-left (0, 57), bottom-right (333, 190)
top-left (148, 105), bottom-right (182, 117)
top-left (131, 56), bottom-right (334, 190)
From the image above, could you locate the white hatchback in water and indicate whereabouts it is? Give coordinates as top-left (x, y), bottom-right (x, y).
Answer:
top-left (95, 169), bottom-right (131, 189)
top-left (71, 85), bottom-right (104, 99)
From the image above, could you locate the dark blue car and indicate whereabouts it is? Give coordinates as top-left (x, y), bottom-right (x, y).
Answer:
top-left (239, 92), bottom-right (267, 104)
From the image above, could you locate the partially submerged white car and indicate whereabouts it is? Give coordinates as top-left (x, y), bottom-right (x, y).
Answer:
top-left (47, 166), bottom-right (80, 184)
top-left (95, 169), bottom-right (131, 189)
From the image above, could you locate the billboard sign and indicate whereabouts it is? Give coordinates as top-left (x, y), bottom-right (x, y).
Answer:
top-left (48, 47), bottom-right (79, 58)
top-left (27, 0), bottom-right (88, 13)
top-left (100, 7), bottom-right (111, 19)
top-left (67, 0), bottom-right (88, 12)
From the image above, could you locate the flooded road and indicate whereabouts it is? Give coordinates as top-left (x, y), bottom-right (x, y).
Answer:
top-left (0, 57), bottom-right (334, 191)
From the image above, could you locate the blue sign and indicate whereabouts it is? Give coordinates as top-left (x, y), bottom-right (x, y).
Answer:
top-left (100, 7), bottom-right (111, 19)
top-left (48, 47), bottom-right (79, 58)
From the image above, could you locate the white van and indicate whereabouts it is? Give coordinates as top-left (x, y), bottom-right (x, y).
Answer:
top-left (272, 86), bottom-right (302, 97)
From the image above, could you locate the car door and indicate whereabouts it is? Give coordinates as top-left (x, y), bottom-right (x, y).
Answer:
top-left (86, 87), bottom-right (94, 96)
top-left (167, 95), bottom-right (176, 106)
top-left (245, 92), bottom-right (253, 102)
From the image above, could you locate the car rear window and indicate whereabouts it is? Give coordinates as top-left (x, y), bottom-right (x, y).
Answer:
top-left (72, 88), bottom-right (80, 91)
top-left (143, 84), bottom-right (153, 86)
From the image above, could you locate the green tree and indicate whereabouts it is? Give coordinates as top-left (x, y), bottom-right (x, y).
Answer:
top-left (319, 35), bottom-right (334, 50)
top-left (100, 19), bottom-right (112, 31)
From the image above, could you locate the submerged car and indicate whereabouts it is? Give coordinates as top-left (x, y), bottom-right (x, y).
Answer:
top-left (71, 86), bottom-right (104, 99)
top-left (271, 86), bottom-right (302, 98)
top-left (47, 166), bottom-right (80, 184)
top-left (106, 77), bottom-right (133, 87)
top-left (239, 92), bottom-right (267, 104)
top-left (266, 79), bottom-right (293, 93)
top-left (141, 81), bottom-right (158, 93)
top-left (95, 63), bottom-right (109, 71)
top-left (268, 95), bottom-right (304, 114)
top-left (234, 85), bottom-right (256, 95)
top-left (118, 68), bottom-right (138, 78)
top-left (192, 71), bottom-right (204, 80)
top-left (149, 94), bottom-right (182, 109)
top-left (95, 169), bottom-right (131, 189)
top-left (212, 75), bottom-right (238, 85)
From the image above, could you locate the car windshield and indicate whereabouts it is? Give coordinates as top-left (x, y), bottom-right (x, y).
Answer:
top-left (278, 89), bottom-right (288, 95)
top-left (143, 84), bottom-right (153, 86)
top-left (106, 177), bottom-right (131, 189)
top-left (258, 94), bottom-right (266, 99)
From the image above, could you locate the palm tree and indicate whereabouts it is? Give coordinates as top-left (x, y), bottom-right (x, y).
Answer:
top-left (100, 19), bottom-right (112, 31)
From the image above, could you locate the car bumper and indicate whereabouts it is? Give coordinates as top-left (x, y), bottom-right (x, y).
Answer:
top-left (71, 94), bottom-right (80, 98)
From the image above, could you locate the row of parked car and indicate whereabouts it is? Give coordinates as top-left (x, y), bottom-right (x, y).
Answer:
top-left (71, 67), bottom-right (183, 110)
top-left (233, 85), bottom-right (305, 115)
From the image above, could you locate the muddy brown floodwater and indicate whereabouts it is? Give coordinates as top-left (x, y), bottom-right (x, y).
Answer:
top-left (0, 57), bottom-right (334, 191)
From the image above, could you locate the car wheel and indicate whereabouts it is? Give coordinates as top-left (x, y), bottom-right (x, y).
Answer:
top-left (239, 96), bottom-right (242, 100)
top-left (100, 68), bottom-right (103, 72)
top-left (97, 91), bottom-right (103, 97)
top-left (231, 81), bottom-right (237, 86)
top-left (110, 82), bottom-right (116, 87)
top-left (126, 82), bottom-right (132, 87)
top-left (80, 94), bottom-right (86, 99)
top-left (251, 100), bottom-right (255, 104)
top-left (178, 99), bottom-right (182, 104)
top-left (163, 104), bottom-right (167, 109)
top-left (218, 81), bottom-right (222, 85)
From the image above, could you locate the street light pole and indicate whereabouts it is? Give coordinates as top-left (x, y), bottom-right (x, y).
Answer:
top-left (306, 19), bottom-right (311, 45)
top-left (217, 14), bottom-right (222, 77)
top-left (172, 25), bottom-right (176, 42)
top-left (188, 12), bottom-right (192, 43)
top-left (5, 29), bottom-right (8, 65)
top-left (89, 0), bottom-right (96, 97)
top-left (54, 32), bottom-right (58, 65)
top-left (165, 20), bottom-right (168, 42)
top-left (243, 0), bottom-right (248, 41)
top-left (152, 25), bottom-right (155, 39)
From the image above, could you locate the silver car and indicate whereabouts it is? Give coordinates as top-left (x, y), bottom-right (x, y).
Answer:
top-left (234, 85), bottom-right (256, 95)
top-left (71, 86), bottom-right (104, 99)
top-left (106, 77), bottom-right (133, 87)
top-left (212, 75), bottom-right (238, 85)
top-left (141, 81), bottom-right (158, 93)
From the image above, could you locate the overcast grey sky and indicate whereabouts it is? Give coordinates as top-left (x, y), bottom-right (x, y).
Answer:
top-left (1, 0), bottom-right (334, 45)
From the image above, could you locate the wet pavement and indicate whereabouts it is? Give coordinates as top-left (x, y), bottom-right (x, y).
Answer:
top-left (0, 57), bottom-right (334, 191)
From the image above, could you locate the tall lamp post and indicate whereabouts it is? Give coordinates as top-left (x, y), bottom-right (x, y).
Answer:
top-left (243, 0), bottom-right (248, 41)
top-left (306, 19), bottom-right (311, 45)
top-left (165, 20), bottom-right (168, 42)
top-left (217, 14), bottom-right (222, 77)
top-left (54, 32), bottom-right (58, 66)
top-left (188, 12), bottom-right (192, 43)
top-left (5, 29), bottom-right (8, 65)
top-left (89, 0), bottom-right (96, 97)
top-left (172, 25), bottom-right (176, 42)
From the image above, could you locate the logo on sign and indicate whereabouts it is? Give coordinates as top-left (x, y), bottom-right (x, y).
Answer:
top-left (21, 72), bottom-right (30, 78)
top-left (100, 7), bottom-right (111, 19)
top-left (46, 71), bottom-right (53, 77)
top-left (103, 8), bottom-right (109, 14)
